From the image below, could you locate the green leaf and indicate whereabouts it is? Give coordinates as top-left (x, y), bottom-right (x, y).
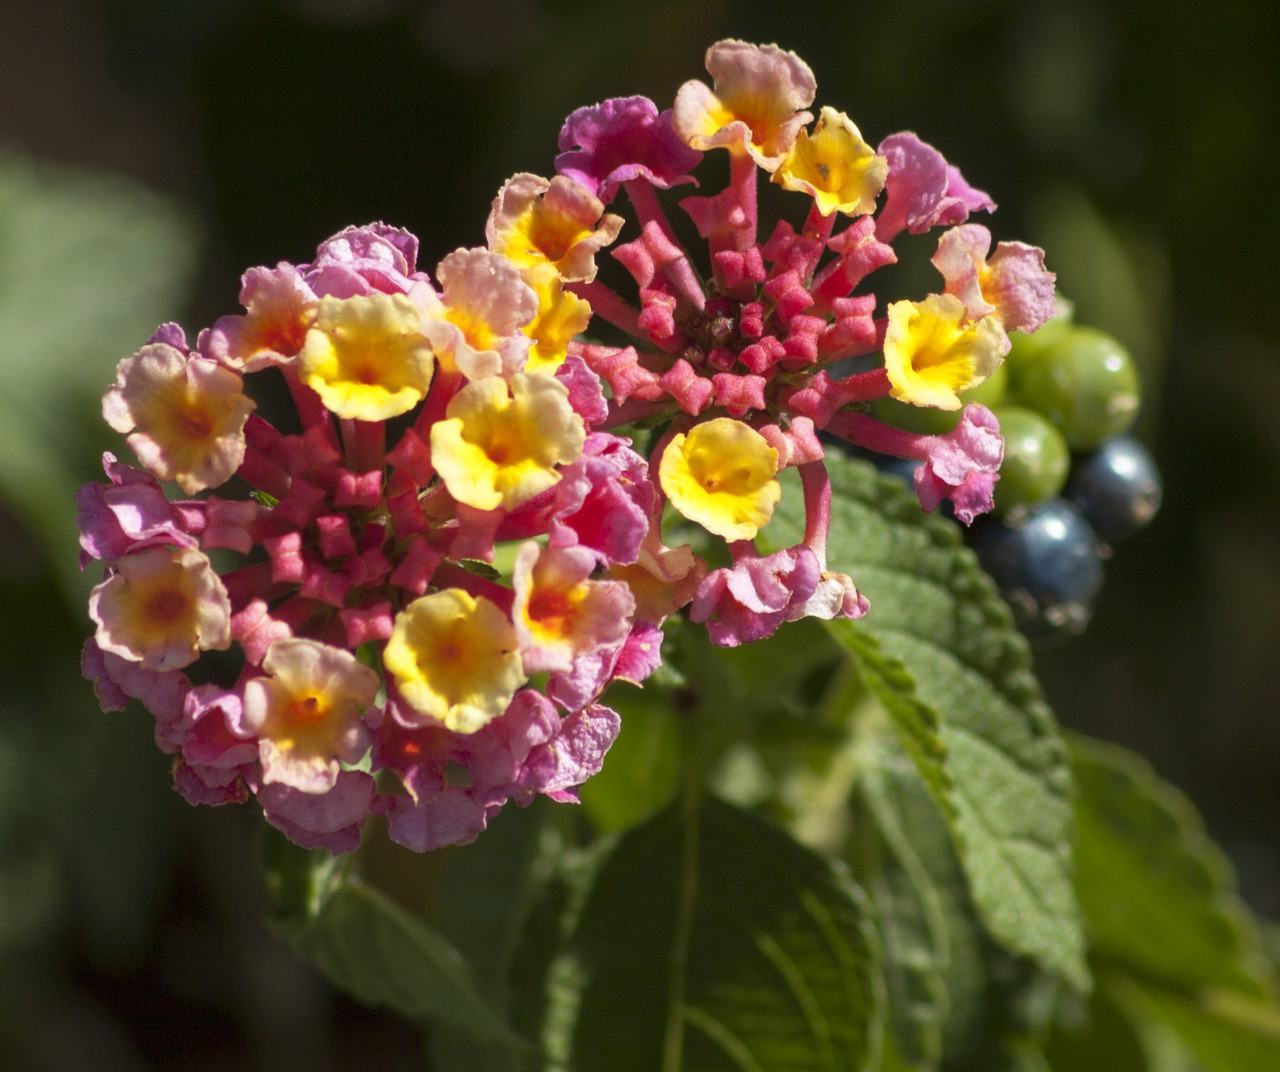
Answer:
top-left (430, 803), bottom-right (553, 1072)
top-left (579, 684), bottom-right (682, 833)
top-left (1070, 733), bottom-right (1275, 998)
top-left (0, 151), bottom-right (198, 603)
top-left (842, 721), bottom-right (1063, 1071)
top-left (771, 454), bottom-right (1085, 989)
top-left (849, 740), bottom-right (950, 1070)
top-left (261, 831), bottom-right (520, 1047)
top-left (512, 793), bottom-right (883, 1071)
top-left (1121, 982), bottom-right (1280, 1072)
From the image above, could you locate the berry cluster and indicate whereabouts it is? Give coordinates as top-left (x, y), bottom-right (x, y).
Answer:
top-left (968, 315), bottom-right (1160, 644)
top-left (870, 311), bottom-right (1160, 644)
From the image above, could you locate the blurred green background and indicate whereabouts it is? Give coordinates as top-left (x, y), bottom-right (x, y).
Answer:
top-left (1, 0), bottom-right (1276, 1068)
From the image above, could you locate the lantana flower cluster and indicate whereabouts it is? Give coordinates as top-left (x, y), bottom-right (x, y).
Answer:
top-left (78, 39), bottom-right (1053, 853)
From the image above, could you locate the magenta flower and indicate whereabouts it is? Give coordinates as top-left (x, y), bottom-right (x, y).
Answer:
top-left (556, 96), bottom-right (703, 203)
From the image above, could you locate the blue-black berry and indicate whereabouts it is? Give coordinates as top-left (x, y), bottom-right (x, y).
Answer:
top-left (1065, 435), bottom-right (1162, 545)
top-left (969, 499), bottom-right (1104, 646)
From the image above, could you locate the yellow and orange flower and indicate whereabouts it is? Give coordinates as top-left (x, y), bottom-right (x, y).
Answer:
top-left (486, 174), bottom-right (622, 283)
top-left (102, 344), bottom-right (255, 495)
top-left (883, 293), bottom-right (1007, 410)
top-left (430, 372), bottom-right (585, 511)
top-left (88, 546), bottom-right (231, 671)
top-left (383, 589), bottom-right (526, 733)
top-left (672, 40), bottom-right (816, 171)
top-left (774, 107), bottom-right (887, 217)
top-left (298, 293), bottom-right (436, 420)
top-left (242, 638), bottom-right (379, 792)
top-left (659, 418), bottom-right (781, 541)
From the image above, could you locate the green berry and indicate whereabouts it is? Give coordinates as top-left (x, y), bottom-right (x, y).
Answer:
top-left (1009, 326), bottom-right (1140, 450)
top-left (992, 404), bottom-right (1071, 516)
top-left (1004, 311), bottom-right (1073, 377)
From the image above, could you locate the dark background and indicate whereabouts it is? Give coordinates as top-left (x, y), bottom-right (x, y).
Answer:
top-left (1, 1), bottom-right (1276, 1068)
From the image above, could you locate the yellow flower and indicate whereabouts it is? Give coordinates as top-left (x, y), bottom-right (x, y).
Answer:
top-left (102, 344), bottom-right (255, 495)
top-left (431, 372), bottom-right (585, 511)
top-left (522, 264), bottom-right (592, 374)
top-left (88, 546), bottom-right (231, 671)
top-left (659, 418), bottom-right (781, 541)
top-left (774, 107), bottom-right (887, 217)
top-left (883, 294), bottom-right (1007, 410)
top-left (298, 293), bottom-right (435, 420)
top-left (383, 589), bottom-right (526, 733)
top-left (672, 40), bottom-right (816, 170)
top-left (243, 638), bottom-right (379, 792)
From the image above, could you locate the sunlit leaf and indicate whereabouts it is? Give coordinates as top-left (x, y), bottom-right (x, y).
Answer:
top-left (772, 453), bottom-right (1086, 988)
top-left (513, 793), bottom-right (883, 1071)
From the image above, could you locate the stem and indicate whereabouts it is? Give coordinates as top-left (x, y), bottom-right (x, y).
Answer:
top-left (567, 279), bottom-right (645, 340)
top-left (729, 152), bottom-right (758, 252)
top-left (662, 705), bottom-right (703, 1072)
top-left (825, 409), bottom-right (928, 460)
top-left (626, 180), bottom-right (707, 313)
top-left (798, 460), bottom-right (833, 560)
top-left (283, 368), bottom-right (339, 448)
top-left (342, 419), bottom-right (385, 475)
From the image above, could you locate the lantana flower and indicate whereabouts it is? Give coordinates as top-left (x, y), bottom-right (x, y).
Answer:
top-left (659, 418), bottom-right (781, 541)
top-left (673, 39), bottom-right (816, 169)
top-left (486, 173), bottom-right (623, 282)
top-left (883, 293), bottom-right (1007, 410)
top-left (88, 546), bottom-right (231, 671)
top-left (78, 39), bottom-right (1055, 856)
top-left (102, 339), bottom-right (254, 495)
top-left (774, 106), bottom-right (888, 217)
top-left (431, 372), bottom-right (586, 510)
top-left (298, 293), bottom-right (436, 420)
top-left (242, 638), bottom-right (379, 792)
top-left (383, 589), bottom-right (527, 734)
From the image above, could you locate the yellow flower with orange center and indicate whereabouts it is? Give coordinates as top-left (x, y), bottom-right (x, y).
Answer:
top-left (659, 418), bottom-right (781, 541)
top-left (383, 589), bottom-right (526, 733)
top-left (774, 107), bottom-right (888, 217)
top-left (242, 638), bottom-right (379, 792)
top-left (102, 344), bottom-right (255, 495)
top-left (298, 293), bottom-right (436, 420)
top-left (88, 546), bottom-right (232, 671)
top-left (430, 372), bottom-right (585, 511)
top-left (883, 293), bottom-right (1007, 410)
top-left (672, 40), bottom-right (816, 171)
top-left (522, 264), bottom-right (592, 374)
top-left (486, 174), bottom-right (622, 283)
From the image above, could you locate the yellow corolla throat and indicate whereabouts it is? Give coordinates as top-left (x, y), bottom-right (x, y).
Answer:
top-left (299, 292), bottom-right (436, 421)
top-left (659, 418), bottom-right (782, 541)
top-left (883, 294), bottom-right (1006, 410)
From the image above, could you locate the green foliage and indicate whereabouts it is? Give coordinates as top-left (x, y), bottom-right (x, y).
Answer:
top-left (261, 829), bottom-right (520, 1047)
top-left (510, 792), bottom-right (883, 1072)
top-left (1070, 734), bottom-right (1272, 997)
top-left (258, 456), bottom-right (1280, 1072)
top-left (772, 453), bottom-right (1087, 990)
top-left (1050, 735), bottom-right (1280, 1071)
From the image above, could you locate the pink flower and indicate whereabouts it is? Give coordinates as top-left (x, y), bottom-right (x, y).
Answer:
top-left (556, 96), bottom-right (703, 202)
top-left (689, 544), bottom-right (821, 647)
top-left (874, 132), bottom-right (994, 242)
top-left (914, 404), bottom-right (1005, 524)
